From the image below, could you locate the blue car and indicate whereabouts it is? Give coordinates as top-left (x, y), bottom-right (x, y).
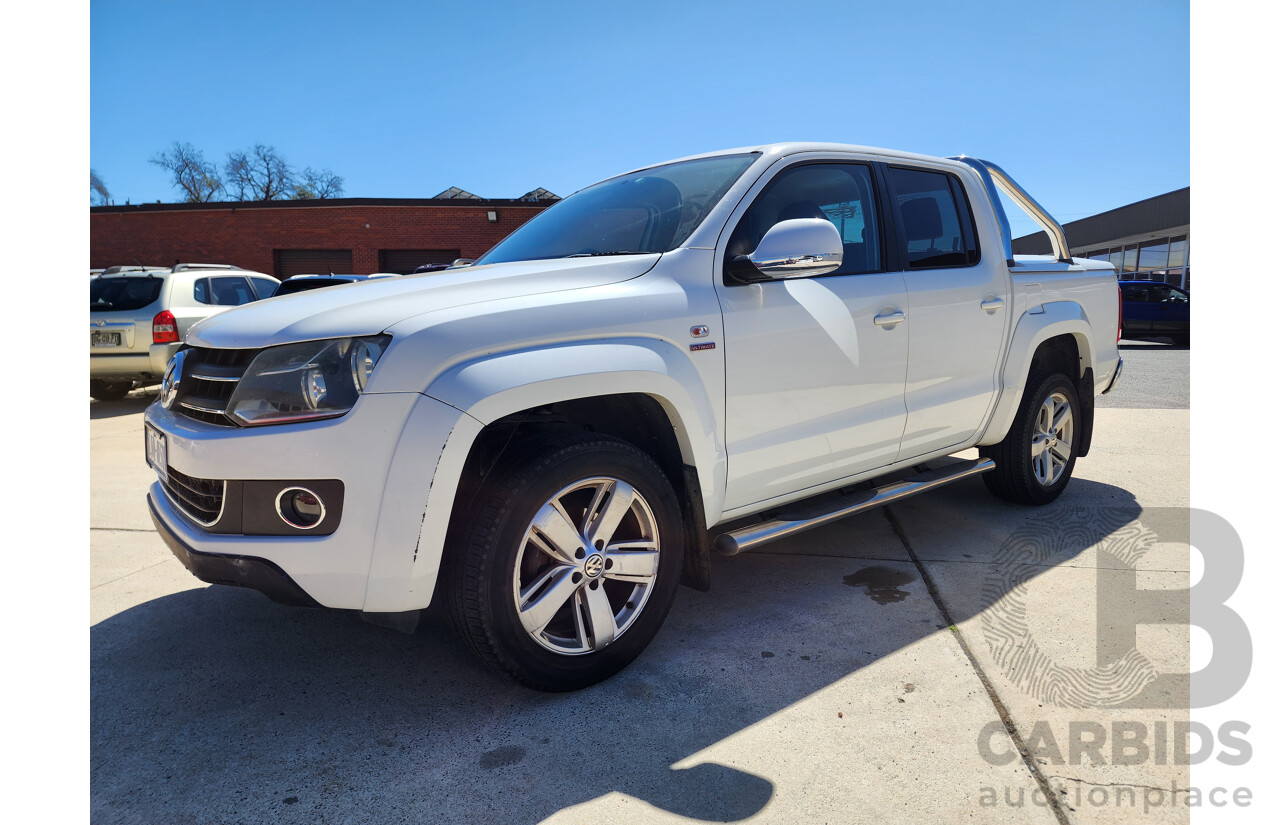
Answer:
top-left (1119, 280), bottom-right (1189, 347)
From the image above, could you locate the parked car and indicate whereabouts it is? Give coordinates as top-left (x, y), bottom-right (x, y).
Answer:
top-left (144, 143), bottom-right (1122, 690)
top-left (272, 273), bottom-right (401, 297)
top-left (89, 264), bottom-right (279, 400)
top-left (1119, 279), bottom-right (1189, 346)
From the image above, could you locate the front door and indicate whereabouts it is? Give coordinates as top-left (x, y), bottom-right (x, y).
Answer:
top-left (715, 161), bottom-right (910, 511)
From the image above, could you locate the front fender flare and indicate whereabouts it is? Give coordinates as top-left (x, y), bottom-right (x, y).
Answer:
top-left (372, 339), bottom-right (727, 612)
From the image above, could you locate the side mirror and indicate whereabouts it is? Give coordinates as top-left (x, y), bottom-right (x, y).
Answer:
top-left (732, 218), bottom-right (843, 282)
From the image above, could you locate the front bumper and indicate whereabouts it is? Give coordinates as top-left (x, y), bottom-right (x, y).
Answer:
top-left (149, 494), bottom-right (320, 607)
top-left (145, 391), bottom-right (478, 610)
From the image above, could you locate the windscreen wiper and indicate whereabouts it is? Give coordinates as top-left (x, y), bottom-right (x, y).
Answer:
top-left (564, 251), bottom-right (644, 258)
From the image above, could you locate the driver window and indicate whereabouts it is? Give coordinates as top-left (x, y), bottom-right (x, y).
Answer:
top-left (728, 163), bottom-right (882, 276)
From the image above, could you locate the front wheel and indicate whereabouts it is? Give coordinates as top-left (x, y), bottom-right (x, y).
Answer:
top-left (980, 370), bottom-right (1081, 505)
top-left (89, 379), bottom-right (133, 401)
top-left (444, 433), bottom-right (684, 691)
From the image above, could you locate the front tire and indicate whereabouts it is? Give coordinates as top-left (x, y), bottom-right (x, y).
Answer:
top-left (980, 370), bottom-right (1081, 505)
top-left (444, 433), bottom-right (684, 691)
top-left (89, 379), bottom-right (133, 401)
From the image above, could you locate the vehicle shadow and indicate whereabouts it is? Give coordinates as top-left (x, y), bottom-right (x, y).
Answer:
top-left (89, 391), bottom-right (158, 420)
top-left (91, 477), bottom-right (1143, 824)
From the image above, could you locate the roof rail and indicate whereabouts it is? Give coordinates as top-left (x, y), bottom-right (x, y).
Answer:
top-left (102, 265), bottom-right (165, 275)
top-left (171, 263), bottom-right (243, 272)
top-left (949, 156), bottom-right (1072, 265)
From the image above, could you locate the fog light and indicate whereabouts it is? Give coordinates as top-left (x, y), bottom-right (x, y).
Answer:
top-left (275, 487), bottom-right (326, 530)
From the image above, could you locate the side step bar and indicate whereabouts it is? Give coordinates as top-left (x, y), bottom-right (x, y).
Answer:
top-left (713, 458), bottom-right (995, 556)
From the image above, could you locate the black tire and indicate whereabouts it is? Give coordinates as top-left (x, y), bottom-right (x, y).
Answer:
top-left (980, 370), bottom-right (1081, 506)
top-left (89, 379), bottom-right (133, 401)
top-left (444, 432), bottom-right (685, 691)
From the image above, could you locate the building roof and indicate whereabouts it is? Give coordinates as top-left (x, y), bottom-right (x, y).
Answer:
top-left (433, 186), bottom-right (480, 199)
top-left (1012, 187), bottom-right (1189, 254)
top-left (90, 196), bottom-right (550, 214)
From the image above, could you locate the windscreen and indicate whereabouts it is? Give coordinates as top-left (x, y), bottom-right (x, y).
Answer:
top-left (90, 277), bottom-right (164, 312)
top-left (274, 278), bottom-right (354, 296)
top-left (476, 154), bottom-right (757, 265)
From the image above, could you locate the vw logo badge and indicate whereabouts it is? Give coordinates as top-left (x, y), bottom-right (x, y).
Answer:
top-left (160, 349), bottom-right (186, 410)
top-left (583, 553), bottom-right (605, 578)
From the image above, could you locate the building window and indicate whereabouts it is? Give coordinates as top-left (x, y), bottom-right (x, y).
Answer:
top-left (1138, 239), bottom-right (1170, 274)
top-left (377, 249), bottom-right (462, 274)
top-left (1122, 246), bottom-right (1138, 274)
top-left (275, 249), bottom-right (354, 278)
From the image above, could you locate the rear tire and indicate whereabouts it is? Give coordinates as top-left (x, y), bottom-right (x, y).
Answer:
top-left (90, 380), bottom-right (133, 401)
top-left (444, 433), bottom-right (684, 691)
top-left (980, 370), bottom-right (1080, 505)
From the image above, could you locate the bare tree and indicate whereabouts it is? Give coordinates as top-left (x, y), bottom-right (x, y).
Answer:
top-left (150, 142), bottom-right (223, 202)
top-left (293, 167), bottom-right (345, 200)
top-left (224, 144), bottom-right (295, 201)
top-left (90, 169), bottom-right (111, 205)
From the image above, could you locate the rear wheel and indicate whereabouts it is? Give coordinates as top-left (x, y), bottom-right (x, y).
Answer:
top-left (444, 433), bottom-right (684, 691)
top-left (89, 379), bottom-right (133, 401)
top-left (980, 370), bottom-right (1080, 505)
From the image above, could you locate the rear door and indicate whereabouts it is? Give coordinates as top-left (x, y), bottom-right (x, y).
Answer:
top-left (886, 165), bottom-right (1011, 458)
top-left (1120, 282), bottom-right (1155, 334)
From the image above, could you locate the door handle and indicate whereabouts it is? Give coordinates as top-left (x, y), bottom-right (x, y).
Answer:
top-left (980, 297), bottom-right (1005, 312)
top-left (873, 310), bottom-right (906, 327)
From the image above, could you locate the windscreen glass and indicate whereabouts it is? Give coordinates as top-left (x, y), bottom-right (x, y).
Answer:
top-left (476, 154), bottom-right (757, 265)
top-left (274, 278), bottom-right (355, 296)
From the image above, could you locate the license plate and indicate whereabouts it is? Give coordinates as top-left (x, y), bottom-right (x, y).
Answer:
top-left (92, 331), bottom-right (122, 347)
top-left (145, 423), bottom-right (168, 484)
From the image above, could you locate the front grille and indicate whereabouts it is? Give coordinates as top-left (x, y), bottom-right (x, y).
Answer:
top-left (173, 346), bottom-right (261, 426)
top-left (163, 466), bottom-right (226, 526)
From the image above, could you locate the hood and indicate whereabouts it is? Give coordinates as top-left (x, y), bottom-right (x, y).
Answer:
top-left (186, 254), bottom-right (660, 349)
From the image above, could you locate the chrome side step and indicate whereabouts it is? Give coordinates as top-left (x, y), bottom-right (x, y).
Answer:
top-left (713, 458), bottom-right (996, 556)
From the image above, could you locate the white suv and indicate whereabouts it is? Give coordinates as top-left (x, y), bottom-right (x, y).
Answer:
top-left (90, 264), bottom-right (279, 400)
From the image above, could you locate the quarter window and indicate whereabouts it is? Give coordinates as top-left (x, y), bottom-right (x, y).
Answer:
top-left (727, 163), bottom-right (882, 277)
top-left (887, 167), bottom-right (979, 268)
top-left (196, 276), bottom-right (256, 306)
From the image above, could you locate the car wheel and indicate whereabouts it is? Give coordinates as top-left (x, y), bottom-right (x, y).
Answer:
top-left (444, 433), bottom-right (684, 691)
top-left (980, 370), bottom-right (1081, 506)
top-left (90, 379), bottom-right (133, 401)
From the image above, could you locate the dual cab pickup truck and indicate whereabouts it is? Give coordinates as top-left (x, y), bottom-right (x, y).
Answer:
top-left (143, 143), bottom-right (1122, 690)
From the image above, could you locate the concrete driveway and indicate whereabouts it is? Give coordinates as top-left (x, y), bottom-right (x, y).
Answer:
top-left (91, 352), bottom-right (1190, 824)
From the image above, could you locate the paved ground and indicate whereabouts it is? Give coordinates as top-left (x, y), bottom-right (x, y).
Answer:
top-left (91, 359), bottom-right (1190, 824)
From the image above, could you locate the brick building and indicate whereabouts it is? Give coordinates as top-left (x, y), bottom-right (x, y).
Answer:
top-left (89, 196), bottom-right (557, 276)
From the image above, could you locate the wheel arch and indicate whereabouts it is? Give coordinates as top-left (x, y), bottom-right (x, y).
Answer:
top-left (978, 301), bottom-right (1097, 448)
top-left (422, 340), bottom-right (726, 595)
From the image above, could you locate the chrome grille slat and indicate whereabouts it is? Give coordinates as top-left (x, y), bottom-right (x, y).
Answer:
top-left (162, 466), bottom-right (226, 526)
top-left (172, 346), bottom-right (261, 427)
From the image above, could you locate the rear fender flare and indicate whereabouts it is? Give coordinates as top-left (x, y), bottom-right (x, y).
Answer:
top-left (978, 301), bottom-right (1095, 446)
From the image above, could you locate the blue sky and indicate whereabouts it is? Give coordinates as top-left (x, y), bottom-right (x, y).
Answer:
top-left (91, 0), bottom-right (1188, 237)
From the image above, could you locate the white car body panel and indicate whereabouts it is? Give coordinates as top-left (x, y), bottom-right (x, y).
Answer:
top-left (141, 142), bottom-right (1122, 614)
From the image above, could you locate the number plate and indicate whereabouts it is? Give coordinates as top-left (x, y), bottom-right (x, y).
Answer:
top-left (145, 423), bottom-right (168, 484)
top-left (92, 331), bottom-right (122, 347)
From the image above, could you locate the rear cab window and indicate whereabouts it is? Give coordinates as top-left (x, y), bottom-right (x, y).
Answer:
top-left (90, 276), bottom-right (165, 312)
top-left (886, 166), bottom-right (980, 269)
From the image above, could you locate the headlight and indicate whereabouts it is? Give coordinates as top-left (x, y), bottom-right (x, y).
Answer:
top-left (227, 335), bottom-right (390, 426)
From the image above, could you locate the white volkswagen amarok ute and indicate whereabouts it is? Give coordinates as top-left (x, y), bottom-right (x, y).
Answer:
top-left (144, 143), bottom-right (1122, 690)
